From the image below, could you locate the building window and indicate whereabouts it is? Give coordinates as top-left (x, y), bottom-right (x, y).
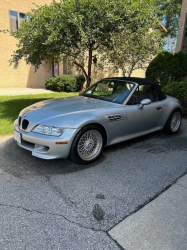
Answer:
top-left (9, 11), bottom-right (18, 32)
top-left (9, 11), bottom-right (27, 31)
top-left (19, 13), bottom-right (27, 27)
top-left (52, 61), bottom-right (59, 77)
top-left (63, 58), bottom-right (72, 75)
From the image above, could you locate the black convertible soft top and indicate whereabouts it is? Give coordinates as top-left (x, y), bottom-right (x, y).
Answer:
top-left (104, 77), bottom-right (166, 101)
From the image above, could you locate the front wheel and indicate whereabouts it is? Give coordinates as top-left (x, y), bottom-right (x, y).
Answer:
top-left (69, 125), bottom-right (104, 164)
top-left (164, 109), bottom-right (182, 135)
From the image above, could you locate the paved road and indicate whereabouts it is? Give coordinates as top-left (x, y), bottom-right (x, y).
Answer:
top-left (0, 120), bottom-right (187, 249)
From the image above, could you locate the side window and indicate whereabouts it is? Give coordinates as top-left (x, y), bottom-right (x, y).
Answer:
top-left (139, 84), bottom-right (158, 103)
top-left (127, 87), bottom-right (139, 105)
top-left (127, 84), bottom-right (158, 105)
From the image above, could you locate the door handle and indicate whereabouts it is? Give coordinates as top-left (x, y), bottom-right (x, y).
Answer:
top-left (156, 107), bottom-right (162, 111)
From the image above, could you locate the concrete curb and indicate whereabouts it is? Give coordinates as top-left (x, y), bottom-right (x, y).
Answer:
top-left (109, 174), bottom-right (187, 250)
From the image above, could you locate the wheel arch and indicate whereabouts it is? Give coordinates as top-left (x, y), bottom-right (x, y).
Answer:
top-left (166, 107), bottom-right (183, 122)
top-left (79, 122), bottom-right (108, 147)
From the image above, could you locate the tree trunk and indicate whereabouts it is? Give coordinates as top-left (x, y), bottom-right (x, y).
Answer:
top-left (128, 64), bottom-right (135, 77)
top-left (122, 67), bottom-right (126, 77)
top-left (86, 46), bottom-right (93, 88)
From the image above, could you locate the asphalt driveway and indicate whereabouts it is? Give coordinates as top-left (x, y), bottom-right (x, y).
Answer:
top-left (0, 120), bottom-right (187, 249)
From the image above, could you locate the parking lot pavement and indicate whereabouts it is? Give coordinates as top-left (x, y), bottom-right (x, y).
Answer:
top-left (0, 120), bottom-right (187, 249)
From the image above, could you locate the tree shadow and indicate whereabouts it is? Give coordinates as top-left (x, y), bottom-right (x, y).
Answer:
top-left (1, 119), bottom-right (186, 179)
top-left (0, 137), bottom-right (107, 179)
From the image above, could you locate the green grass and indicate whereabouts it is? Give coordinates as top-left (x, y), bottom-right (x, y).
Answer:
top-left (0, 92), bottom-right (78, 135)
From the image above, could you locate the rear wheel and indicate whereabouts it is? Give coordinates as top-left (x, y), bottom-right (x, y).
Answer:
top-left (69, 125), bottom-right (104, 164)
top-left (164, 109), bottom-right (182, 135)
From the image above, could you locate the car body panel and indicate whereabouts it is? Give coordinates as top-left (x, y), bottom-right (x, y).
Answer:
top-left (14, 78), bottom-right (182, 160)
top-left (14, 120), bottom-right (78, 159)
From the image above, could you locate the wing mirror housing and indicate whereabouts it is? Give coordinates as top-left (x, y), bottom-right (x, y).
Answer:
top-left (139, 99), bottom-right (152, 109)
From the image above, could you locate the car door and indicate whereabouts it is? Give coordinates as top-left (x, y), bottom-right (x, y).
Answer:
top-left (125, 84), bottom-right (163, 134)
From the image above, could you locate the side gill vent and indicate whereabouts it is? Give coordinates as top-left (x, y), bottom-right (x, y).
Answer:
top-left (107, 115), bottom-right (122, 121)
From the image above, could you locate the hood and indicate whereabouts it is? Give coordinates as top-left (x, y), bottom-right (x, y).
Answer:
top-left (20, 96), bottom-right (120, 123)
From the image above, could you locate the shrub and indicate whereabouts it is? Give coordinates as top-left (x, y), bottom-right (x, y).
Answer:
top-left (45, 75), bottom-right (85, 92)
top-left (162, 81), bottom-right (187, 117)
top-left (146, 51), bottom-right (187, 87)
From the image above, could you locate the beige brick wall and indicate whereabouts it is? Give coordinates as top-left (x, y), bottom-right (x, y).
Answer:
top-left (176, 0), bottom-right (187, 52)
top-left (0, 0), bottom-right (53, 88)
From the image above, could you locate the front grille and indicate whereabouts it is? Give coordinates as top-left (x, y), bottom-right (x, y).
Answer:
top-left (22, 119), bottom-right (29, 130)
top-left (18, 116), bottom-right (21, 127)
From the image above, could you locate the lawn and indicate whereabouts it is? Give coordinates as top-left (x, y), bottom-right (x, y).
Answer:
top-left (0, 92), bottom-right (78, 135)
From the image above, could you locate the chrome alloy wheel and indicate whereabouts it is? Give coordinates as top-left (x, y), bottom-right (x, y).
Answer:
top-left (170, 111), bottom-right (181, 133)
top-left (77, 130), bottom-right (103, 161)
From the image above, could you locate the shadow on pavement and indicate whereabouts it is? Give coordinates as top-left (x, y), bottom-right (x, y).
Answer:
top-left (0, 119), bottom-right (186, 179)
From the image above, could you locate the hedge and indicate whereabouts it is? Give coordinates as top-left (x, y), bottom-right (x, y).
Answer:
top-left (146, 51), bottom-right (187, 87)
top-left (162, 81), bottom-right (187, 117)
top-left (45, 75), bottom-right (85, 92)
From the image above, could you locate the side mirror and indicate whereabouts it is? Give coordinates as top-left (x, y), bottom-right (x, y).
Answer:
top-left (139, 99), bottom-right (151, 109)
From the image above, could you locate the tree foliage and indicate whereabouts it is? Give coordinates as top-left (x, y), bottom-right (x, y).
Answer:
top-left (146, 51), bottom-right (187, 86)
top-left (162, 81), bottom-right (187, 118)
top-left (9, 0), bottom-right (163, 88)
top-left (156, 0), bottom-right (182, 38)
top-left (106, 28), bottom-right (163, 77)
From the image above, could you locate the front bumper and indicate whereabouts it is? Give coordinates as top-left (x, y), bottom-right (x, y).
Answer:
top-left (14, 120), bottom-right (79, 160)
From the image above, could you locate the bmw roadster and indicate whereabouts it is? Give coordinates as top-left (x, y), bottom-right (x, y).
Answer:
top-left (14, 77), bottom-right (182, 164)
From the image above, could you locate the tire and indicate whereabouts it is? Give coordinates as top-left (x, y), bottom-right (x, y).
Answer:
top-left (164, 109), bottom-right (182, 135)
top-left (69, 125), bottom-right (104, 165)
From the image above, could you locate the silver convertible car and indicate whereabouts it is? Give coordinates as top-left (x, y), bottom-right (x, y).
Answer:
top-left (14, 77), bottom-right (182, 164)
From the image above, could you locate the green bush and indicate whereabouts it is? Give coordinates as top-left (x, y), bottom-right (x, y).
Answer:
top-left (45, 75), bottom-right (85, 92)
top-left (146, 51), bottom-right (187, 87)
top-left (162, 81), bottom-right (187, 117)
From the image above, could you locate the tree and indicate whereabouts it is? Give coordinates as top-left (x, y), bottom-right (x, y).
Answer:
top-left (106, 27), bottom-right (163, 77)
top-left (9, 0), bottom-right (162, 88)
top-left (156, 0), bottom-right (182, 38)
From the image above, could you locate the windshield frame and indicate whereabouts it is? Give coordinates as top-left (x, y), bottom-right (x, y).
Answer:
top-left (80, 79), bottom-right (137, 105)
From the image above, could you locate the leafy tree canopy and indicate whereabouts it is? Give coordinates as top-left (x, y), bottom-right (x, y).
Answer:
top-left (106, 27), bottom-right (163, 77)
top-left (8, 0), bottom-right (163, 88)
top-left (156, 0), bottom-right (182, 38)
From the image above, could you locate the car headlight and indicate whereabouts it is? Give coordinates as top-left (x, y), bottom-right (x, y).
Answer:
top-left (32, 125), bottom-right (65, 137)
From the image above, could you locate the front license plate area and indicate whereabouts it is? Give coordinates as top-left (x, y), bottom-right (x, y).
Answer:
top-left (14, 130), bottom-right (22, 144)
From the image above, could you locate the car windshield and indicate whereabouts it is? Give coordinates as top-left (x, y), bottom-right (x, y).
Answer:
top-left (81, 80), bottom-right (135, 104)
